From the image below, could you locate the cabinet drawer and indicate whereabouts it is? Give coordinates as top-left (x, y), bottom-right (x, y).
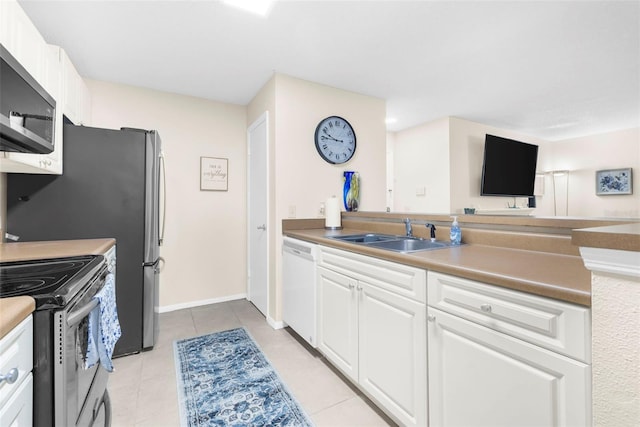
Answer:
top-left (427, 272), bottom-right (591, 363)
top-left (0, 315), bottom-right (33, 408)
top-left (319, 246), bottom-right (426, 303)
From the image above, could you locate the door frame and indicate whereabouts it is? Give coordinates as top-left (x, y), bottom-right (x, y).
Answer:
top-left (247, 111), bottom-right (270, 319)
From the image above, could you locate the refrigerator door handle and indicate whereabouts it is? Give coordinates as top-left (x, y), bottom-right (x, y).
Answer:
top-left (159, 151), bottom-right (166, 246)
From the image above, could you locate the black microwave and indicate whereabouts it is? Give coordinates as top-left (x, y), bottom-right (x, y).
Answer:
top-left (0, 44), bottom-right (56, 154)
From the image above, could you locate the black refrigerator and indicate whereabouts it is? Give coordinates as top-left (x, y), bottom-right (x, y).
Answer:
top-left (7, 124), bottom-right (164, 356)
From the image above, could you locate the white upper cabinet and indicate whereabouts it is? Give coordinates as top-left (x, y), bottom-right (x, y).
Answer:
top-left (0, 0), bottom-right (47, 87)
top-left (0, 0), bottom-right (90, 174)
top-left (57, 47), bottom-right (91, 126)
top-left (1, 0), bottom-right (61, 174)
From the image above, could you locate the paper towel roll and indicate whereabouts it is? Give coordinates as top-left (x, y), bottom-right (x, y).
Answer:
top-left (325, 196), bottom-right (342, 229)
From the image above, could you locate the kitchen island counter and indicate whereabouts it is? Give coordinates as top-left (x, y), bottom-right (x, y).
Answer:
top-left (284, 227), bottom-right (592, 307)
top-left (0, 238), bottom-right (116, 262)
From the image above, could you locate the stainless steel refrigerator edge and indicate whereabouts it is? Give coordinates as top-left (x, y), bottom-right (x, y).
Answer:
top-left (142, 127), bottom-right (163, 349)
top-left (6, 124), bottom-right (165, 356)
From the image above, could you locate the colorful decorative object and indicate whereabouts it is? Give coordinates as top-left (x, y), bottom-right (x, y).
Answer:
top-left (343, 171), bottom-right (360, 211)
top-left (596, 168), bottom-right (632, 195)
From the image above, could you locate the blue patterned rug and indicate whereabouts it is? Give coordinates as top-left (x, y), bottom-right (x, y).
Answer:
top-left (174, 328), bottom-right (314, 426)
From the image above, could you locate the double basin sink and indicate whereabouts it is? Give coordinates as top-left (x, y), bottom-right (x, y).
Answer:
top-left (329, 233), bottom-right (457, 253)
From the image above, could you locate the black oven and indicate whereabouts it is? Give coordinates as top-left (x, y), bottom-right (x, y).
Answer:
top-left (0, 43), bottom-right (56, 154)
top-left (0, 254), bottom-right (114, 427)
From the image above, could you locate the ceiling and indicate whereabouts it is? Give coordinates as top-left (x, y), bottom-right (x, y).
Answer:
top-left (19, 0), bottom-right (640, 141)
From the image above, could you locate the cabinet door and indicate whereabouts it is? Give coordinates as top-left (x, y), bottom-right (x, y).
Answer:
top-left (317, 266), bottom-right (358, 381)
top-left (428, 307), bottom-right (591, 427)
top-left (359, 282), bottom-right (427, 427)
top-left (0, 373), bottom-right (32, 426)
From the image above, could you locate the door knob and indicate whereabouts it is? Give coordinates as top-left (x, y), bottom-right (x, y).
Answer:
top-left (257, 224), bottom-right (266, 230)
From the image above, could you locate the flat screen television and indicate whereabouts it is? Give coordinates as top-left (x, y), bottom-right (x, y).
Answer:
top-left (480, 134), bottom-right (538, 197)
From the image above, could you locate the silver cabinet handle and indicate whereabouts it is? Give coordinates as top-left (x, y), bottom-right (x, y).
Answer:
top-left (480, 304), bottom-right (492, 313)
top-left (428, 314), bottom-right (436, 322)
top-left (257, 224), bottom-right (266, 230)
top-left (0, 368), bottom-right (19, 385)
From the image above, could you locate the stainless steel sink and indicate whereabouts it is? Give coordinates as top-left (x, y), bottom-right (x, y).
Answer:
top-left (366, 238), bottom-right (455, 253)
top-left (330, 233), bottom-right (399, 243)
top-left (330, 233), bottom-right (457, 253)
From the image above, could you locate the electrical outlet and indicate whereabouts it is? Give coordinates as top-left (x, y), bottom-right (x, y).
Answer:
top-left (319, 202), bottom-right (325, 217)
top-left (288, 205), bottom-right (296, 218)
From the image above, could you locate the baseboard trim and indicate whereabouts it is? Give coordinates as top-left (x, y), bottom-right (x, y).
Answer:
top-left (267, 316), bottom-right (285, 330)
top-left (159, 293), bottom-right (247, 313)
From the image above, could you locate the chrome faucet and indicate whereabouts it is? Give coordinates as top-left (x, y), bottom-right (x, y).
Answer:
top-left (404, 218), bottom-right (413, 237)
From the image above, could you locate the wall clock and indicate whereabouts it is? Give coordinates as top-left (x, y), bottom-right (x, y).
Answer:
top-left (314, 116), bottom-right (357, 164)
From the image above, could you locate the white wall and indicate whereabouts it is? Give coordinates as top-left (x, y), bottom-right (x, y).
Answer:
top-left (87, 80), bottom-right (248, 309)
top-left (391, 116), bottom-right (552, 215)
top-left (590, 269), bottom-right (640, 426)
top-left (275, 74), bottom-right (387, 217)
top-left (248, 73), bottom-right (387, 321)
top-left (391, 117), bottom-right (450, 213)
top-left (548, 128), bottom-right (640, 218)
top-left (392, 116), bottom-right (640, 218)
top-left (448, 117), bottom-right (552, 214)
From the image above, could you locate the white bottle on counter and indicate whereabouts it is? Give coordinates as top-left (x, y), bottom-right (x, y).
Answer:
top-left (450, 216), bottom-right (461, 245)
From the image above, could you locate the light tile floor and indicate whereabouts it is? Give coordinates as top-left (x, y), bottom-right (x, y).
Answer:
top-left (109, 299), bottom-right (396, 426)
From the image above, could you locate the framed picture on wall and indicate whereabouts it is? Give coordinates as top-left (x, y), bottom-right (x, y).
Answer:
top-left (200, 157), bottom-right (228, 191)
top-left (596, 168), bottom-right (632, 195)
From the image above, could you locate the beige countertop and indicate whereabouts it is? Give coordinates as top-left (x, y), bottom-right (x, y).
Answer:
top-left (0, 238), bottom-right (116, 338)
top-left (0, 238), bottom-right (116, 262)
top-left (285, 228), bottom-right (592, 307)
top-left (572, 222), bottom-right (640, 252)
top-left (0, 296), bottom-right (35, 340)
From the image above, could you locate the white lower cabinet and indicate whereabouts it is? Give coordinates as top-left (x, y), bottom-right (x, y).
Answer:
top-left (317, 246), bottom-right (427, 427)
top-left (427, 271), bottom-right (591, 427)
top-left (317, 267), bottom-right (359, 380)
top-left (0, 315), bottom-right (33, 426)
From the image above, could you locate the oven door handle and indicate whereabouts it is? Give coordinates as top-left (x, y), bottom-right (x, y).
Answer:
top-left (67, 299), bottom-right (99, 327)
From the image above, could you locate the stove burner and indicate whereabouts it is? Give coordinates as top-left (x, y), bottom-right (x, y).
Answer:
top-left (0, 275), bottom-right (69, 297)
top-left (0, 255), bottom-right (99, 305)
top-left (4, 260), bottom-right (92, 277)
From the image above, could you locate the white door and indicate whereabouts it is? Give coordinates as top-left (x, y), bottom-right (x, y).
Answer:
top-left (247, 112), bottom-right (269, 317)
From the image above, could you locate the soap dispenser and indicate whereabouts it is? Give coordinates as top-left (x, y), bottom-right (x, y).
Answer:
top-left (450, 216), bottom-right (461, 245)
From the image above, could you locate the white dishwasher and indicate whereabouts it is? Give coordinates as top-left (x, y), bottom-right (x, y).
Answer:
top-left (282, 237), bottom-right (318, 347)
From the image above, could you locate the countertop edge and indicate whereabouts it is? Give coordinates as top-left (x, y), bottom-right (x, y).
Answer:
top-left (572, 223), bottom-right (640, 252)
top-left (0, 296), bottom-right (35, 340)
top-left (284, 229), bottom-right (591, 307)
top-left (0, 238), bottom-right (116, 262)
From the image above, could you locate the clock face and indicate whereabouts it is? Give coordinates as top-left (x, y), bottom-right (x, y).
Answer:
top-left (314, 116), bottom-right (357, 164)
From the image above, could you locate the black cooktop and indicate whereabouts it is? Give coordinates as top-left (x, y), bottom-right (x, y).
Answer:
top-left (0, 255), bottom-right (104, 309)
